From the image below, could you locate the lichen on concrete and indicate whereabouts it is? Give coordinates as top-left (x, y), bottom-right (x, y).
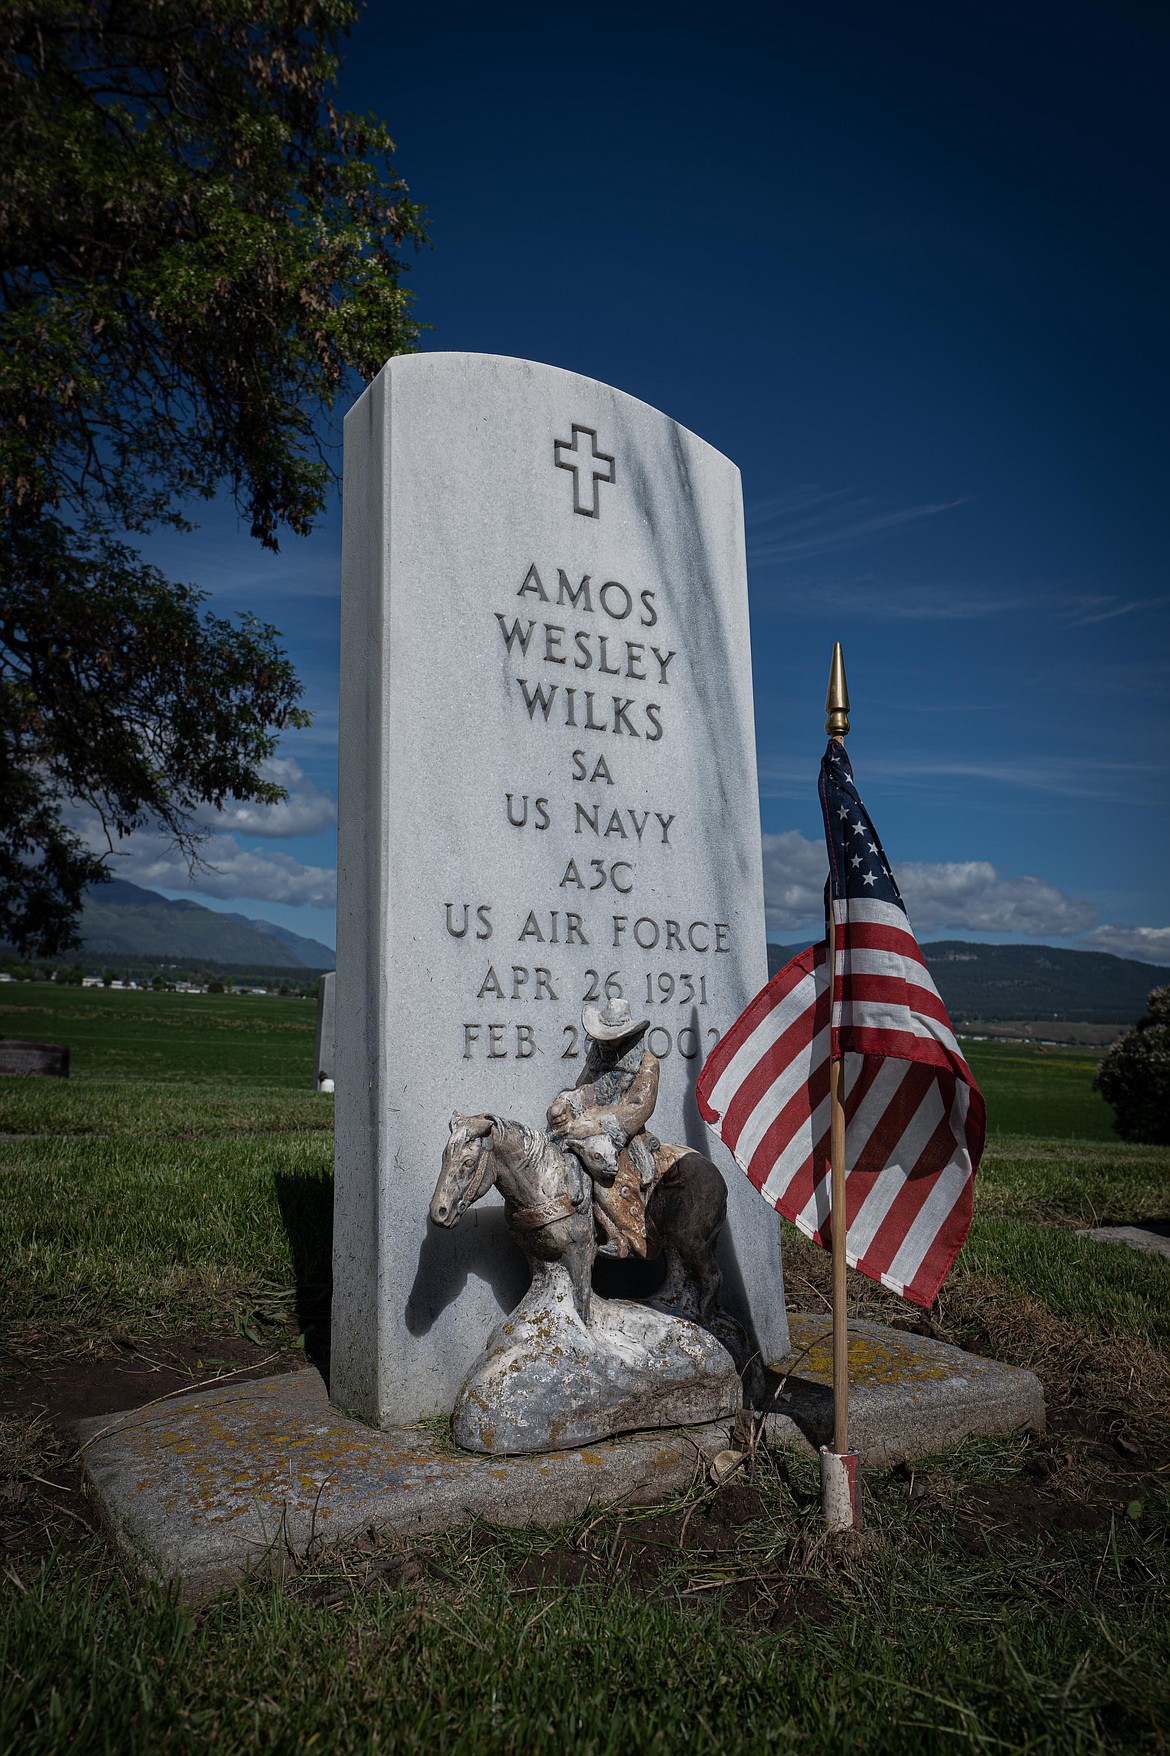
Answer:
top-left (78, 1317), bottom-right (1044, 1598)
top-left (79, 1370), bottom-right (734, 1598)
top-left (775, 1315), bottom-right (957, 1387)
top-left (450, 1286), bottom-right (741, 1455)
top-left (765, 1314), bottom-right (1044, 1465)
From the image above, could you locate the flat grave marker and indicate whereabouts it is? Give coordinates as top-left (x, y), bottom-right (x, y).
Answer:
top-left (0, 1038), bottom-right (69, 1078)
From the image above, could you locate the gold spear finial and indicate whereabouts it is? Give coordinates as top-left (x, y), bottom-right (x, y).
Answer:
top-left (825, 641), bottom-right (850, 739)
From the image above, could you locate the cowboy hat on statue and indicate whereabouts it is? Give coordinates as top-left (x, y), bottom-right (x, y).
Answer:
top-left (581, 997), bottom-right (650, 1042)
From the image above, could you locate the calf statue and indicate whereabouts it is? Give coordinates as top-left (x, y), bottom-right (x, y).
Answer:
top-left (430, 998), bottom-right (753, 1454)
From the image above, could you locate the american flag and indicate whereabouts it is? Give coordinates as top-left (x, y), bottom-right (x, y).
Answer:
top-left (697, 739), bottom-right (985, 1309)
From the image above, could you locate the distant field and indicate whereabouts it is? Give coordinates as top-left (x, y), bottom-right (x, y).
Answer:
top-left (959, 1039), bottom-right (1115, 1141)
top-left (0, 984), bottom-right (1119, 1141)
top-left (0, 984), bottom-right (315, 1088)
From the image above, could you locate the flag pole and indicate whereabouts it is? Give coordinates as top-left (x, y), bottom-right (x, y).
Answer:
top-left (822, 642), bottom-right (861, 1529)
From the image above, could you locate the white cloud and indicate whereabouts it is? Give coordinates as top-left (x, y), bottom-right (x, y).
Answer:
top-left (193, 758), bottom-right (337, 839)
top-left (66, 802), bottom-right (337, 910)
top-left (746, 486), bottom-right (967, 566)
top-left (761, 832), bottom-right (1098, 940)
top-left (1064, 593), bottom-right (1170, 628)
top-left (855, 753), bottom-right (1161, 805)
top-left (60, 757), bottom-right (337, 905)
top-left (761, 831), bottom-right (830, 933)
top-left (115, 833), bottom-right (337, 908)
top-left (813, 584), bottom-right (1009, 622)
top-left (1078, 924), bottom-right (1170, 967)
top-left (896, 861), bottom-right (1096, 936)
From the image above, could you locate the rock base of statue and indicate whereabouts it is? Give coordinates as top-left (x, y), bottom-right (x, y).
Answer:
top-left (451, 1265), bottom-right (742, 1455)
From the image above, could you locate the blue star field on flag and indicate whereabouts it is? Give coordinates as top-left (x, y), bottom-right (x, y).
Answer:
top-left (818, 739), bottom-right (905, 915)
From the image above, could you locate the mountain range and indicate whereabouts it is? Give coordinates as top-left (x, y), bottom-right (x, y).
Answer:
top-left (766, 938), bottom-right (1168, 1024)
top-left (8, 877), bottom-right (1165, 1012)
top-left (69, 879), bottom-right (335, 970)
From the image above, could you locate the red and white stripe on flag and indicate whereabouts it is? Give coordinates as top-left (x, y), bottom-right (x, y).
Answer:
top-left (696, 897), bottom-right (985, 1309)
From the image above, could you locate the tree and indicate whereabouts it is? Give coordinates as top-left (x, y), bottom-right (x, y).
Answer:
top-left (0, 0), bottom-right (427, 955)
top-left (1093, 987), bottom-right (1170, 1146)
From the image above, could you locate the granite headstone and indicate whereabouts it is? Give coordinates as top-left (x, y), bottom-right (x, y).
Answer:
top-left (313, 971), bottom-right (336, 1092)
top-left (333, 352), bottom-right (788, 1426)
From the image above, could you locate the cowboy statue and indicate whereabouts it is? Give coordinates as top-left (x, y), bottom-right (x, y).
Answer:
top-left (546, 997), bottom-right (688, 1260)
top-left (431, 995), bottom-right (756, 1452)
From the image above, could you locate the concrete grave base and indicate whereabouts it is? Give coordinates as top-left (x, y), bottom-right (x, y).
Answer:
top-left (78, 1373), bottom-right (731, 1600)
top-left (79, 1317), bottom-right (1044, 1598)
top-left (768, 1314), bottom-right (1045, 1466)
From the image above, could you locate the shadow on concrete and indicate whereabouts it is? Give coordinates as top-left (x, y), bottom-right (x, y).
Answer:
top-left (766, 1372), bottom-right (833, 1451)
top-left (405, 1205), bottom-right (530, 1336)
top-left (273, 1171), bottom-right (334, 1376)
top-left (713, 1214), bottom-right (760, 1362)
top-left (682, 1001), bottom-right (763, 1374)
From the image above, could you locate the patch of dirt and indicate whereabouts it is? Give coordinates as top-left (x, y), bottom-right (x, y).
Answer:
top-left (513, 1549), bottom-right (592, 1590)
top-left (883, 1408), bottom-right (1160, 1558)
top-left (766, 1583), bottom-right (836, 1629)
top-left (305, 1551), bottom-right (424, 1608)
top-left (504, 1474), bottom-right (816, 1625)
top-left (0, 1331), bottom-right (303, 1425)
top-left (956, 1478), bottom-right (1108, 1548)
top-left (0, 1328), bottom-right (307, 1570)
top-left (0, 1409), bottom-right (98, 1566)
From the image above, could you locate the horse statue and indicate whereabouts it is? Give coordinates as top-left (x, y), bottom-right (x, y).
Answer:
top-left (431, 1110), bottom-right (734, 1340)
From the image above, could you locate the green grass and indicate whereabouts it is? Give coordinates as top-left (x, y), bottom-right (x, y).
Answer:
top-left (961, 1040), bottom-right (1115, 1140)
top-left (1, 1126), bottom-right (333, 1339)
top-left (0, 1075), bottom-right (329, 1140)
top-left (0, 984), bottom-right (317, 1086)
top-left (0, 994), bottom-right (332, 1345)
top-left (3, 1487), bottom-right (1166, 1756)
top-left (1, 989), bottom-right (1168, 1754)
top-left (977, 1134), bottom-right (1168, 1225)
top-left (959, 1214), bottom-right (1170, 1347)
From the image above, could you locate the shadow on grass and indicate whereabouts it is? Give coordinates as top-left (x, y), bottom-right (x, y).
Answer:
top-left (274, 1171), bottom-right (333, 1377)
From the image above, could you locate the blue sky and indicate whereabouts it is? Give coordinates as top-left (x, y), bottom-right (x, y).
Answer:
top-left (119, 0), bottom-right (1168, 963)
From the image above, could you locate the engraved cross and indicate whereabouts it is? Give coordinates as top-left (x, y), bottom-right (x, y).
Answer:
top-left (554, 425), bottom-right (616, 518)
